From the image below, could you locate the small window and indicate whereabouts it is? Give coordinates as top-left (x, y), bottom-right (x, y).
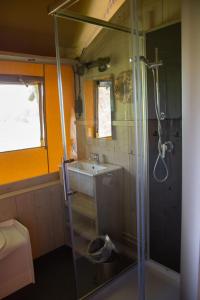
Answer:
top-left (0, 75), bottom-right (45, 153)
top-left (96, 80), bottom-right (113, 138)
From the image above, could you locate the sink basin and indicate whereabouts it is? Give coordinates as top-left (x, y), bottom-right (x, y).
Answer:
top-left (68, 161), bottom-right (107, 176)
top-left (67, 160), bottom-right (121, 197)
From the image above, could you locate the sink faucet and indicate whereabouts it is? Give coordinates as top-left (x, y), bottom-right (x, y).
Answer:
top-left (89, 153), bottom-right (100, 164)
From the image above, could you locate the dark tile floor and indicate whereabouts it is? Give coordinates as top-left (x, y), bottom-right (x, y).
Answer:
top-left (76, 252), bottom-right (134, 299)
top-left (5, 246), bottom-right (76, 300)
top-left (5, 246), bottom-right (134, 300)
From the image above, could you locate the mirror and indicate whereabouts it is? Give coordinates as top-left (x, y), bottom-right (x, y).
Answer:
top-left (84, 77), bottom-right (114, 139)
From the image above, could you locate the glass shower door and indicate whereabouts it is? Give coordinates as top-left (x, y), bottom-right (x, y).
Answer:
top-left (52, 0), bottom-right (182, 298)
top-left (52, 1), bottom-right (142, 298)
top-left (132, 0), bottom-right (182, 299)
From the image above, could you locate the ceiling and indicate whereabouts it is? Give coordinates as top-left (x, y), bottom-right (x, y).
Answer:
top-left (0, 0), bottom-right (125, 58)
top-left (0, 0), bottom-right (56, 56)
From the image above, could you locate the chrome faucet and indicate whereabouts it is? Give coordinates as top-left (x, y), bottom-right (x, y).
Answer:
top-left (89, 153), bottom-right (100, 164)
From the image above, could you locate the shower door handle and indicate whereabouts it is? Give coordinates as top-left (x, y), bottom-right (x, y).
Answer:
top-left (67, 190), bottom-right (77, 196)
top-left (64, 158), bottom-right (75, 164)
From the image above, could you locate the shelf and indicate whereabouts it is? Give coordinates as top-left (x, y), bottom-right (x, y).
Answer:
top-left (65, 226), bottom-right (91, 256)
top-left (65, 230), bottom-right (91, 257)
top-left (73, 218), bottom-right (96, 241)
top-left (74, 235), bottom-right (89, 257)
top-left (66, 218), bottom-right (97, 241)
top-left (66, 192), bottom-right (96, 220)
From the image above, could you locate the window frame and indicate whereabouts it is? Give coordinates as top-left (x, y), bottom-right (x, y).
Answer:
top-left (0, 74), bottom-right (46, 153)
top-left (95, 78), bottom-right (114, 139)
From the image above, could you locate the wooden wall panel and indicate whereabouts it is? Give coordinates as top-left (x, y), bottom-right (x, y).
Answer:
top-left (15, 192), bottom-right (39, 258)
top-left (0, 196), bottom-right (17, 222)
top-left (0, 174), bottom-right (67, 259)
top-left (49, 185), bottom-right (66, 249)
top-left (34, 188), bottom-right (56, 256)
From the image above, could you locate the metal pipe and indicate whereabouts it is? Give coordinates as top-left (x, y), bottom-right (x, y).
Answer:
top-left (48, 0), bottom-right (78, 15)
top-left (131, 0), bottom-right (146, 298)
top-left (67, 0), bottom-right (80, 9)
top-left (155, 49), bottom-right (161, 120)
top-left (54, 15), bottom-right (78, 298)
top-left (52, 9), bottom-right (132, 34)
top-left (54, 16), bottom-right (68, 161)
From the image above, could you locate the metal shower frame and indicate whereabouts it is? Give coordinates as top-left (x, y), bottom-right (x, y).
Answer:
top-left (50, 1), bottom-right (147, 299)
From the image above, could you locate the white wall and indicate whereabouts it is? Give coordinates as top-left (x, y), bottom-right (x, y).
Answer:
top-left (181, 0), bottom-right (200, 299)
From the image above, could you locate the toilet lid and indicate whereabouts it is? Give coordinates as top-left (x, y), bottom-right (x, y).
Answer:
top-left (0, 231), bottom-right (6, 251)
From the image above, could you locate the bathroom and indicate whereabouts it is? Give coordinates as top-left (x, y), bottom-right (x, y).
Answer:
top-left (0, 0), bottom-right (199, 299)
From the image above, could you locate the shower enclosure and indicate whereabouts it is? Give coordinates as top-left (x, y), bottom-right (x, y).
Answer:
top-left (49, 0), bottom-right (181, 299)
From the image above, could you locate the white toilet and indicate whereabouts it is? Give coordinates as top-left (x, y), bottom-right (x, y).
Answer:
top-left (0, 219), bottom-right (35, 299)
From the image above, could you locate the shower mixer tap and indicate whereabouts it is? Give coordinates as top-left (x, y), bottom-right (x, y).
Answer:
top-left (161, 141), bottom-right (174, 159)
top-left (160, 112), bottom-right (166, 120)
top-left (89, 153), bottom-right (100, 164)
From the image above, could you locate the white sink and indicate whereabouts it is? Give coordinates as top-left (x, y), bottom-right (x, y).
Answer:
top-left (67, 160), bottom-right (121, 197)
top-left (68, 161), bottom-right (107, 176)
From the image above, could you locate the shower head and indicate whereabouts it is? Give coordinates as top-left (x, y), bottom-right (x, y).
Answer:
top-left (139, 55), bottom-right (163, 69)
top-left (85, 57), bottom-right (111, 72)
top-left (76, 57), bottom-right (111, 76)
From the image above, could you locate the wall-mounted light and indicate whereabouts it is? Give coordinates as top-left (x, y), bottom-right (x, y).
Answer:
top-left (76, 57), bottom-right (111, 76)
top-left (85, 57), bottom-right (111, 73)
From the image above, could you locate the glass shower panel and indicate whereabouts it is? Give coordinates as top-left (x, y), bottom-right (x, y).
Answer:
top-left (55, 1), bottom-right (140, 298)
top-left (134, 0), bottom-right (182, 299)
top-left (53, 0), bottom-right (182, 298)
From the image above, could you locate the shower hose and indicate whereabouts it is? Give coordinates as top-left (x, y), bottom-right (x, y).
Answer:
top-left (151, 68), bottom-right (169, 183)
